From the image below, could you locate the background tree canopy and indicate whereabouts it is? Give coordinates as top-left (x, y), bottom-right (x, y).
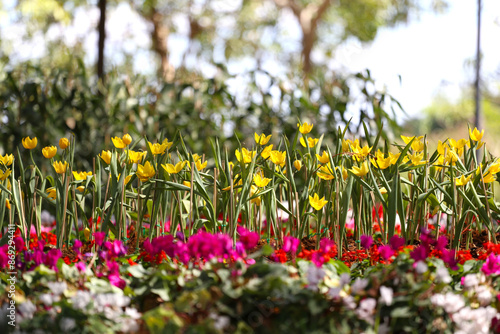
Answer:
top-left (0, 0), bottom-right (449, 169)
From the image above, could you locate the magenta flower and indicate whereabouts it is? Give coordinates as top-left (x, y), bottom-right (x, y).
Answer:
top-left (435, 236), bottom-right (448, 252)
top-left (319, 239), bottom-right (335, 253)
top-left (378, 245), bottom-right (394, 260)
top-left (14, 236), bottom-right (25, 252)
top-left (441, 249), bottom-right (458, 270)
top-left (73, 239), bottom-right (83, 252)
top-left (237, 226), bottom-right (259, 250)
top-left (360, 235), bottom-right (373, 250)
top-left (44, 249), bottom-right (62, 270)
top-left (75, 261), bottom-right (86, 273)
top-left (283, 236), bottom-right (300, 254)
top-left (410, 245), bottom-right (428, 263)
top-left (109, 240), bottom-right (127, 258)
top-left (151, 235), bottom-right (175, 257)
top-left (482, 253), bottom-right (500, 276)
top-left (389, 235), bottom-right (405, 250)
top-left (93, 232), bottom-right (106, 247)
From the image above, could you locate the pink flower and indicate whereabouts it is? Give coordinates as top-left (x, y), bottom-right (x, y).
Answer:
top-left (319, 238), bottom-right (335, 253)
top-left (482, 253), bottom-right (500, 276)
top-left (378, 245), bottom-right (393, 260)
top-left (389, 235), bottom-right (405, 250)
top-left (237, 226), bottom-right (259, 250)
top-left (360, 235), bottom-right (373, 250)
top-left (283, 236), bottom-right (300, 254)
top-left (93, 232), bottom-right (106, 247)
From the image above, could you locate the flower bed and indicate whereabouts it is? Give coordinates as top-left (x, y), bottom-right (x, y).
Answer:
top-left (2, 123), bottom-right (500, 332)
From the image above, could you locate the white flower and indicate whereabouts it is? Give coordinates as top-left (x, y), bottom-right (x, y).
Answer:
top-left (463, 273), bottom-right (480, 290)
top-left (60, 318), bottom-right (76, 331)
top-left (351, 278), bottom-right (368, 294)
top-left (435, 266), bottom-right (451, 284)
top-left (415, 261), bottom-right (428, 274)
top-left (306, 265), bottom-right (325, 290)
top-left (39, 293), bottom-right (58, 306)
top-left (379, 286), bottom-right (393, 306)
top-left (356, 298), bottom-right (377, 324)
top-left (71, 291), bottom-right (92, 310)
top-left (453, 306), bottom-right (498, 334)
top-left (475, 286), bottom-right (493, 306)
top-left (47, 281), bottom-right (67, 296)
top-left (18, 300), bottom-right (37, 319)
top-left (343, 295), bottom-right (356, 310)
top-left (431, 292), bottom-right (465, 314)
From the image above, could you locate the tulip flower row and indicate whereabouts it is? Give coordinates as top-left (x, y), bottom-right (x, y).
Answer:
top-left (0, 122), bottom-right (498, 256)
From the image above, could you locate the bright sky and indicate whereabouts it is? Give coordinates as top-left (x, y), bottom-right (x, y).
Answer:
top-left (334, 0), bottom-right (500, 120)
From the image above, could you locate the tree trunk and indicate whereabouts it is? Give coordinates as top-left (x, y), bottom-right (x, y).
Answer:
top-left (97, 0), bottom-right (106, 81)
top-left (149, 7), bottom-right (174, 81)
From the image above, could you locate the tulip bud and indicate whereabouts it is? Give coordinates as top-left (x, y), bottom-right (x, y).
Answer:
top-left (293, 160), bottom-right (302, 171)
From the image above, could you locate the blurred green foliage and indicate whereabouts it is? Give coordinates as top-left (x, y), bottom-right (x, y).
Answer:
top-left (0, 59), bottom-right (404, 172)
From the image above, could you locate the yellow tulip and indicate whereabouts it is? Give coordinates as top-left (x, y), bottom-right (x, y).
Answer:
top-left (300, 137), bottom-right (319, 148)
top-left (127, 150), bottom-right (146, 164)
top-left (408, 152), bottom-right (425, 166)
top-left (379, 187), bottom-right (388, 195)
top-left (0, 154), bottom-right (14, 166)
top-left (111, 137), bottom-right (127, 149)
top-left (183, 181), bottom-right (191, 188)
top-left (309, 193), bottom-right (328, 211)
top-left (254, 133), bottom-right (272, 145)
top-left (162, 138), bottom-right (173, 150)
top-left (76, 186), bottom-right (85, 193)
top-left (122, 133), bottom-right (132, 145)
top-left (162, 161), bottom-right (187, 174)
top-left (270, 150), bottom-right (286, 167)
top-left (253, 173), bottom-right (271, 188)
top-left (401, 135), bottom-right (424, 145)
top-left (483, 172), bottom-right (496, 184)
top-left (0, 169), bottom-right (11, 181)
top-left (117, 173), bottom-right (133, 185)
top-left (317, 163), bottom-right (335, 180)
top-left (192, 153), bottom-right (202, 162)
top-left (100, 150), bottom-right (112, 164)
top-left (445, 149), bottom-right (460, 165)
top-left (137, 161), bottom-right (155, 182)
top-left (455, 174), bottom-right (472, 186)
top-left (235, 148), bottom-right (256, 164)
top-left (411, 140), bottom-right (425, 152)
top-left (297, 122), bottom-right (313, 134)
top-left (148, 142), bottom-right (168, 155)
top-left (370, 152), bottom-right (391, 169)
top-left (72, 171), bottom-right (92, 181)
top-left (316, 151), bottom-right (330, 164)
top-left (46, 187), bottom-right (56, 200)
top-left (437, 140), bottom-right (449, 156)
top-left (388, 152), bottom-right (401, 165)
top-left (469, 127), bottom-right (484, 141)
top-left (5, 199), bottom-right (10, 210)
top-left (293, 160), bottom-right (302, 171)
top-left (488, 162), bottom-right (500, 175)
top-left (195, 159), bottom-right (208, 171)
top-left (52, 161), bottom-right (68, 174)
top-left (349, 161), bottom-right (369, 177)
top-left (41, 146), bottom-right (57, 159)
top-left (22, 136), bottom-right (37, 150)
top-left (449, 138), bottom-right (468, 150)
top-left (261, 144), bottom-right (273, 159)
top-left (351, 144), bottom-right (372, 161)
top-left (248, 185), bottom-right (261, 206)
top-left (84, 228), bottom-right (90, 241)
top-left (59, 137), bottom-right (70, 149)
